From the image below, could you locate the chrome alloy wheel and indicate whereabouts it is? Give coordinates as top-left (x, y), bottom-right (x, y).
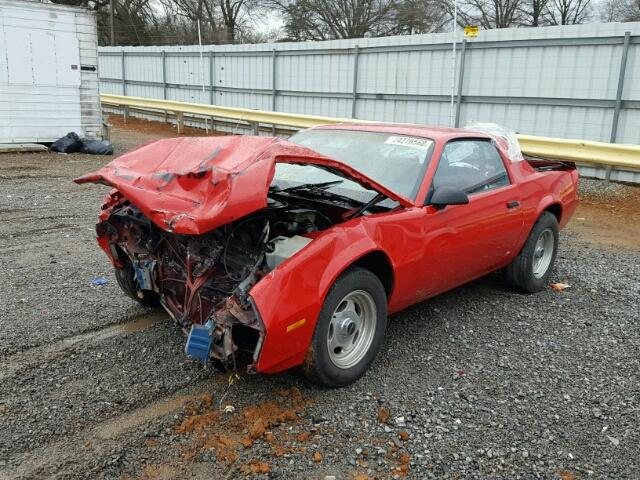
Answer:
top-left (532, 228), bottom-right (555, 278)
top-left (327, 290), bottom-right (377, 369)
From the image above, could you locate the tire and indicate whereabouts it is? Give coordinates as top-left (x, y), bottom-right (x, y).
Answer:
top-left (303, 267), bottom-right (387, 387)
top-left (503, 211), bottom-right (559, 293)
top-left (114, 261), bottom-right (161, 308)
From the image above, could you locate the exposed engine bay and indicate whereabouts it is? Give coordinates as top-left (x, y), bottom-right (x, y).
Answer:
top-left (98, 192), bottom-right (350, 371)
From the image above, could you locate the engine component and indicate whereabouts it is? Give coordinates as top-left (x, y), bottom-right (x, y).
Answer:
top-left (266, 235), bottom-right (313, 270)
top-left (99, 194), bottom-right (339, 370)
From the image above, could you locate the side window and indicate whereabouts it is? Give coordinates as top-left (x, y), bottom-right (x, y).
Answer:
top-left (432, 140), bottom-right (510, 194)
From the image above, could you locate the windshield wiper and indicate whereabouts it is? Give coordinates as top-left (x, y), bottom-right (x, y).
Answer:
top-left (275, 182), bottom-right (362, 207)
top-left (279, 180), bottom-right (344, 193)
top-left (345, 193), bottom-right (386, 219)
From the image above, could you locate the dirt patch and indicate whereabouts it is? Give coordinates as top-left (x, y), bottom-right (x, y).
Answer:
top-left (239, 460), bottom-right (271, 475)
top-left (107, 115), bottom-right (226, 139)
top-left (171, 387), bottom-right (311, 466)
top-left (568, 183), bottom-right (640, 251)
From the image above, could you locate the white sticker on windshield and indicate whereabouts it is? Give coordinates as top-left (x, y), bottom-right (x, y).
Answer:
top-left (384, 136), bottom-right (433, 150)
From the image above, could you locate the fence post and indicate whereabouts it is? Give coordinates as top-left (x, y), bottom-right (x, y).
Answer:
top-left (606, 31), bottom-right (631, 185)
top-left (351, 45), bottom-right (359, 119)
top-left (209, 51), bottom-right (216, 130)
top-left (162, 50), bottom-right (167, 123)
top-left (209, 51), bottom-right (215, 105)
top-left (176, 112), bottom-right (184, 134)
top-left (121, 50), bottom-right (128, 122)
top-left (272, 49), bottom-right (277, 134)
top-left (454, 40), bottom-right (467, 128)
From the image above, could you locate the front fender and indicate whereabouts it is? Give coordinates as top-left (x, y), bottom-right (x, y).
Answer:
top-left (249, 219), bottom-right (386, 374)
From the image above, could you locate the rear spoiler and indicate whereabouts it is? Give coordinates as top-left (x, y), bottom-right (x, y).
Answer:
top-left (524, 156), bottom-right (576, 172)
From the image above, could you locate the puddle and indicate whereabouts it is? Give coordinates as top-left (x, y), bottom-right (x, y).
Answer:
top-left (61, 310), bottom-right (168, 348)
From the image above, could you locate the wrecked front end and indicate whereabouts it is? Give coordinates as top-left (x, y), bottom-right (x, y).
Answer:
top-left (96, 190), bottom-right (335, 372)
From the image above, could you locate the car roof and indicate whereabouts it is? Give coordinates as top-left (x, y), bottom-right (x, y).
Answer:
top-left (314, 123), bottom-right (492, 142)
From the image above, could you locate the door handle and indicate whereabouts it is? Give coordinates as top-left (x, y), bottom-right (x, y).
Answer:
top-left (507, 200), bottom-right (520, 209)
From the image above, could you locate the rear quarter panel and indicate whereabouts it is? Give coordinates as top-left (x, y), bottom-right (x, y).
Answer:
top-left (510, 161), bottom-right (579, 250)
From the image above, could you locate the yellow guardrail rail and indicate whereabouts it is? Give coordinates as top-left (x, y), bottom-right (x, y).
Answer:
top-left (101, 94), bottom-right (362, 129)
top-left (517, 135), bottom-right (640, 170)
top-left (101, 94), bottom-right (640, 170)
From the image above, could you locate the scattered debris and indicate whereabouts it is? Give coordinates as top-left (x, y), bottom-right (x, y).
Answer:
top-left (398, 431), bottom-right (409, 441)
top-left (353, 474), bottom-right (371, 480)
top-left (313, 452), bottom-right (323, 462)
top-left (377, 408), bottom-right (390, 424)
top-left (240, 460), bottom-right (270, 475)
top-left (607, 436), bottom-right (620, 447)
top-left (223, 405), bottom-right (235, 414)
top-left (392, 452), bottom-right (411, 477)
top-left (90, 277), bottom-right (108, 286)
top-left (557, 470), bottom-right (576, 480)
top-left (550, 282), bottom-right (571, 291)
top-left (172, 387), bottom-right (310, 466)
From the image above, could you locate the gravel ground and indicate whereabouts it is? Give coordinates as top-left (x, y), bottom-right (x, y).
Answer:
top-left (1, 121), bottom-right (639, 480)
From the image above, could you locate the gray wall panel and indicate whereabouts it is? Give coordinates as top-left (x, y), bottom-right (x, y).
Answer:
top-left (99, 22), bottom-right (640, 144)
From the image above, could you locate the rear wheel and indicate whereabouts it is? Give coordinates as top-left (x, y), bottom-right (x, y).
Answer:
top-left (114, 260), bottom-right (161, 308)
top-left (304, 267), bottom-right (387, 387)
top-left (503, 211), bottom-right (559, 293)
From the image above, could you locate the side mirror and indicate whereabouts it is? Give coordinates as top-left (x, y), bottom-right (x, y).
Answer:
top-left (428, 185), bottom-right (469, 210)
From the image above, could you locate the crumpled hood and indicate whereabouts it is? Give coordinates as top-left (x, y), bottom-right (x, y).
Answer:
top-left (74, 136), bottom-right (410, 235)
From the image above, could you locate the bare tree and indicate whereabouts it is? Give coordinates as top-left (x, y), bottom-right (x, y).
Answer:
top-left (455, 0), bottom-right (524, 28)
top-left (520, 0), bottom-right (551, 25)
top-left (220, 0), bottom-right (249, 41)
top-left (395, 0), bottom-right (450, 34)
top-left (52, 0), bottom-right (160, 45)
top-left (544, 0), bottom-right (591, 23)
top-left (271, 0), bottom-right (400, 40)
top-left (599, 0), bottom-right (639, 21)
top-left (157, 0), bottom-right (257, 43)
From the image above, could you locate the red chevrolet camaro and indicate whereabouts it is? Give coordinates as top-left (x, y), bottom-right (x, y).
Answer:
top-left (76, 124), bottom-right (579, 387)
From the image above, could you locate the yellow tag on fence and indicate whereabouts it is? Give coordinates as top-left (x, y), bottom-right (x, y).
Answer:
top-left (464, 26), bottom-right (479, 38)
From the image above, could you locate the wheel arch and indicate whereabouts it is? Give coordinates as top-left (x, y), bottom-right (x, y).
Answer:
top-left (543, 202), bottom-right (563, 224)
top-left (348, 250), bottom-right (395, 299)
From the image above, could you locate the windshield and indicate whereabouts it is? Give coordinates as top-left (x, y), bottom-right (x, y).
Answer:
top-left (282, 129), bottom-right (434, 201)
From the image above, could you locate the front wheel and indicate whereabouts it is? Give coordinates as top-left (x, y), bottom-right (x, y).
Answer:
top-left (503, 211), bottom-right (559, 293)
top-left (114, 261), bottom-right (161, 308)
top-left (303, 267), bottom-right (387, 387)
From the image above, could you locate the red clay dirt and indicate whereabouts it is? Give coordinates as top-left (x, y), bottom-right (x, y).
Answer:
top-left (174, 387), bottom-right (310, 464)
top-left (107, 114), bottom-right (226, 138)
top-left (567, 186), bottom-right (640, 251)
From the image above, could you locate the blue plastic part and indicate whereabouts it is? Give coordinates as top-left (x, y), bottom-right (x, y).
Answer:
top-left (185, 321), bottom-right (214, 365)
top-left (133, 259), bottom-right (154, 290)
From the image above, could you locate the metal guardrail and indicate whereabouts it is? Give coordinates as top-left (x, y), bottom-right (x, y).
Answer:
top-left (517, 135), bottom-right (640, 170)
top-left (101, 94), bottom-right (640, 171)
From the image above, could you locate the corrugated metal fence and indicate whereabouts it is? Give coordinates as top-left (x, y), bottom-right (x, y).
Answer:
top-left (98, 23), bottom-right (640, 146)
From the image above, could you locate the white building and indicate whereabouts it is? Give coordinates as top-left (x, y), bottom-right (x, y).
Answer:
top-left (0, 0), bottom-right (102, 143)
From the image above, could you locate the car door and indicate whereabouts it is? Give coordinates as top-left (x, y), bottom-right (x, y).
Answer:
top-left (418, 138), bottom-right (524, 296)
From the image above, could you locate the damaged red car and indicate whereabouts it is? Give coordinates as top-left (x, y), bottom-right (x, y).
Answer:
top-left (75, 124), bottom-right (579, 387)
